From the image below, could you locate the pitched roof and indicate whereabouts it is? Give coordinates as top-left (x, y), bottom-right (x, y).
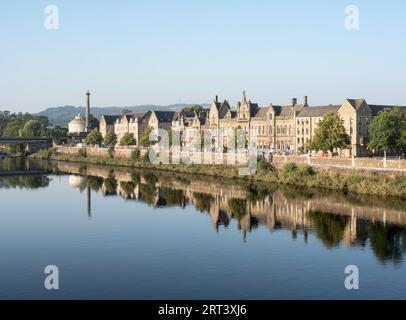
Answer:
top-left (252, 106), bottom-right (270, 119)
top-left (219, 100), bottom-right (231, 118)
top-left (248, 102), bottom-right (259, 117)
top-left (346, 99), bottom-right (367, 110)
top-left (100, 115), bottom-right (120, 124)
top-left (130, 111), bottom-right (151, 123)
top-left (369, 104), bottom-right (406, 116)
top-left (297, 105), bottom-right (341, 117)
top-left (153, 111), bottom-right (177, 122)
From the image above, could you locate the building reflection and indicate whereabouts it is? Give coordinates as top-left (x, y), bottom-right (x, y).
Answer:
top-left (2, 159), bottom-right (406, 265)
top-left (54, 160), bottom-right (406, 265)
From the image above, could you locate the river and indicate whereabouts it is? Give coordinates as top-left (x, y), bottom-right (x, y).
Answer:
top-left (0, 158), bottom-right (405, 299)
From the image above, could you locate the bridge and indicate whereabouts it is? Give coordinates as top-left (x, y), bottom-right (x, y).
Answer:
top-left (0, 137), bottom-right (53, 153)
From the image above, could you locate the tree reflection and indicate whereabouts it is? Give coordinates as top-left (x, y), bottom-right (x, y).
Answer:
top-left (87, 176), bottom-right (103, 192)
top-left (307, 211), bottom-right (349, 248)
top-left (369, 223), bottom-right (406, 265)
top-left (193, 193), bottom-right (213, 213)
top-left (103, 171), bottom-right (117, 195)
top-left (0, 175), bottom-right (50, 189)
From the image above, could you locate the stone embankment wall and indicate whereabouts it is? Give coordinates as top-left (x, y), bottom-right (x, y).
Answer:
top-left (55, 146), bottom-right (406, 172)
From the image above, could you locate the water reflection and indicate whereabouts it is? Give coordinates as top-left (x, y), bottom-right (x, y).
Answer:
top-left (1, 159), bottom-right (406, 266)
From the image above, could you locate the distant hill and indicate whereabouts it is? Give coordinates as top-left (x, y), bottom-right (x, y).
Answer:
top-left (36, 104), bottom-right (209, 126)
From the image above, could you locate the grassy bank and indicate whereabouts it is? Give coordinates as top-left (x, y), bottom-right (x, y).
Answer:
top-left (31, 150), bottom-right (406, 198)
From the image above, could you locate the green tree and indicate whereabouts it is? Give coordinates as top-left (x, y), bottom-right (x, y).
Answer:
top-left (119, 133), bottom-right (136, 146)
top-left (121, 108), bottom-right (131, 115)
top-left (369, 107), bottom-right (406, 158)
top-left (103, 132), bottom-right (117, 146)
top-left (85, 128), bottom-right (103, 145)
top-left (88, 114), bottom-right (99, 130)
top-left (140, 126), bottom-right (154, 147)
top-left (20, 119), bottom-right (45, 136)
top-left (181, 104), bottom-right (203, 114)
top-left (306, 113), bottom-right (350, 156)
top-left (2, 120), bottom-right (23, 136)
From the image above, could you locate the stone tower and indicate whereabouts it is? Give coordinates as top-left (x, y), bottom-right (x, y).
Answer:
top-left (85, 90), bottom-right (91, 131)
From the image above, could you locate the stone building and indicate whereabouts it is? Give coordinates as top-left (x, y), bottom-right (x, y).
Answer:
top-left (99, 92), bottom-right (403, 156)
top-left (68, 115), bottom-right (86, 135)
top-left (100, 110), bottom-right (177, 146)
top-left (99, 115), bottom-right (121, 137)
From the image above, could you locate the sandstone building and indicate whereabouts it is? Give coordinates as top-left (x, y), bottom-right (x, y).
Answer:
top-left (99, 92), bottom-right (403, 156)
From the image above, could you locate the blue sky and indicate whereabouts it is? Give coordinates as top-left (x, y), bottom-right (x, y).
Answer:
top-left (1, 0), bottom-right (405, 112)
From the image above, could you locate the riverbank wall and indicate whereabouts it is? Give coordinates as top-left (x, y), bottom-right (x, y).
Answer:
top-left (31, 146), bottom-right (406, 198)
top-left (54, 146), bottom-right (406, 172)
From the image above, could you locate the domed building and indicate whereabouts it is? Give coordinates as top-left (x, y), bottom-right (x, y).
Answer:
top-left (68, 115), bottom-right (86, 134)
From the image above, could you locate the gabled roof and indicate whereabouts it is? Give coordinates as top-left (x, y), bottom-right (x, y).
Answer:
top-left (100, 115), bottom-right (120, 125)
top-left (248, 102), bottom-right (259, 117)
top-left (153, 111), bottom-right (177, 122)
top-left (346, 99), bottom-right (367, 110)
top-left (297, 105), bottom-right (341, 117)
top-left (219, 100), bottom-right (231, 118)
top-left (130, 111), bottom-right (151, 123)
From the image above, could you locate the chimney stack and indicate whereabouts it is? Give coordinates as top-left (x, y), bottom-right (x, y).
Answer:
top-left (215, 95), bottom-right (218, 103)
top-left (304, 96), bottom-right (308, 105)
top-left (85, 90), bottom-right (91, 130)
top-left (292, 98), bottom-right (297, 106)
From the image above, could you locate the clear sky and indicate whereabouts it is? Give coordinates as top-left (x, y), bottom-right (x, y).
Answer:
top-left (1, 0), bottom-right (405, 112)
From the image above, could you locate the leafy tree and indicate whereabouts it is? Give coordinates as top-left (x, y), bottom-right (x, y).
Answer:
top-left (85, 128), bottom-right (103, 145)
top-left (103, 132), bottom-right (117, 146)
top-left (20, 119), bottom-right (45, 136)
top-left (140, 126), bottom-right (154, 147)
top-left (121, 108), bottom-right (131, 115)
top-left (88, 114), bottom-right (99, 130)
top-left (306, 113), bottom-right (350, 156)
top-left (48, 126), bottom-right (68, 139)
top-left (119, 133), bottom-right (136, 146)
top-left (181, 104), bottom-right (203, 114)
top-left (2, 120), bottom-right (23, 136)
top-left (369, 107), bottom-right (406, 157)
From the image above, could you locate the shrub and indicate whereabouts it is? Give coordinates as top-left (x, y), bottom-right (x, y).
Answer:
top-left (283, 162), bottom-right (297, 173)
top-left (78, 148), bottom-right (87, 158)
top-left (257, 158), bottom-right (273, 174)
top-left (107, 146), bottom-right (115, 159)
top-left (142, 149), bottom-right (150, 163)
top-left (131, 148), bottom-right (141, 161)
top-left (297, 165), bottom-right (315, 176)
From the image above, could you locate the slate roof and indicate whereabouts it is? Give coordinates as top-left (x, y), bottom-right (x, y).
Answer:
top-left (252, 106), bottom-right (270, 119)
top-left (297, 105), bottom-right (341, 117)
top-left (270, 103), bottom-right (304, 117)
top-left (346, 99), bottom-right (366, 110)
top-left (153, 111), bottom-right (177, 123)
top-left (368, 104), bottom-right (406, 116)
top-left (100, 115), bottom-right (120, 124)
top-left (219, 100), bottom-right (231, 118)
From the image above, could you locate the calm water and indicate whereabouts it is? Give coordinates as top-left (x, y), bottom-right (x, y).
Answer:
top-left (0, 158), bottom-right (405, 299)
